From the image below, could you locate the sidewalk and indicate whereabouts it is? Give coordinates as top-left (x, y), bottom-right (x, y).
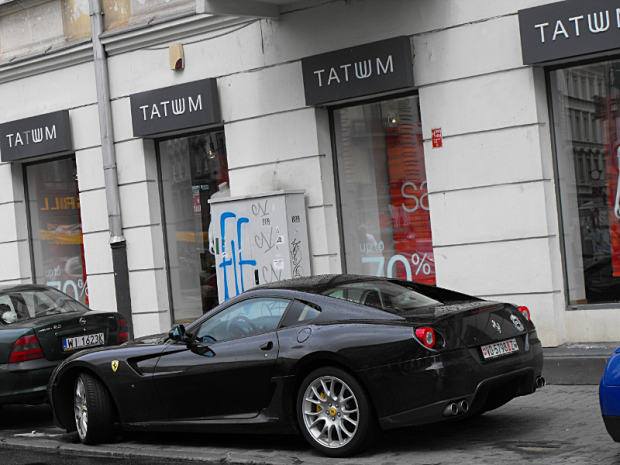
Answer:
top-left (543, 342), bottom-right (619, 384)
top-left (0, 385), bottom-right (618, 464)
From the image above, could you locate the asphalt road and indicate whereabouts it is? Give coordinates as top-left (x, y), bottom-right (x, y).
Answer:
top-left (0, 385), bottom-right (617, 464)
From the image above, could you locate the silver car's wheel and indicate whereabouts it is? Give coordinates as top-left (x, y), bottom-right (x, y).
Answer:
top-left (302, 375), bottom-right (359, 448)
top-left (74, 376), bottom-right (88, 440)
top-left (297, 367), bottom-right (378, 457)
top-left (73, 373), bottom-right (114, 444)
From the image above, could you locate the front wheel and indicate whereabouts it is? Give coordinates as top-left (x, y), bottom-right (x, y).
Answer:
top-left (74, 372), bottom-right (115, 445)
top-left (297, 367), bottom-right (378, 457)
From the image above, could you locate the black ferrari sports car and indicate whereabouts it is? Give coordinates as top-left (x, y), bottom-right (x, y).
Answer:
top-left (48, 275), bottom-right (544, 457)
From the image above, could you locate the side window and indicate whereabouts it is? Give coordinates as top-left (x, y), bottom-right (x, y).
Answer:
top-left (280, 300), bottom-right (322, 328)
top-left (324, 288), bottom-right (364, 304)
top-left (0, 293), bottom-right (32, 323)
top-left (0, 295), bottom-right (16, 324)
top-left (195, 298), bottom-right (290, 343)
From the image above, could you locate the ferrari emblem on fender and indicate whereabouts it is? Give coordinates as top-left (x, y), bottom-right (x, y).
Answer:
top-left (492, 320), bottom-right (501, 333)
top-left (111, 361), bottom-right (119, 372)
top-left (511, 315), bottom-right (524, 332)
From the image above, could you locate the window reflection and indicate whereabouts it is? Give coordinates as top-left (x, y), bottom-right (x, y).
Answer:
top-left (333, 95), bottom-right (436, 285)
top-left (159, 131), bottom-right (228, 323)
top-left (552, 61), bottom-right (620, 305)
top-left (27, 158), bottom-right (88, 305)
top-left (195, 298), bottom-right (290, 342)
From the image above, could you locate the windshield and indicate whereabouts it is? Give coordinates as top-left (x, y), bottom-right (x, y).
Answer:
top-left (0, 288), bottom-right (88, 325)
top-left (322, 281), bottom-right (441, 313)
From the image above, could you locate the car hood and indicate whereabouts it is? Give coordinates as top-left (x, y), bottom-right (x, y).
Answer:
top-left (124, 332), bottom-right (169, 346)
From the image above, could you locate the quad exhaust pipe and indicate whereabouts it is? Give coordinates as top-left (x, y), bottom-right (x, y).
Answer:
top-left (458, 399), bottom-right (469, 413)
top-left (535, 376), bottom-right (546, 389)
top-left (443, 403), bottom-right (458, 416)
top-left (443, 399), bottom-right (469, 417)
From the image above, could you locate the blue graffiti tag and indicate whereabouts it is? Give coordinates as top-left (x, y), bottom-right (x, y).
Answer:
top-left (219, 212), bottom-right (236, 300)
top-left (220, 213), bottom-right (257, 300)
top-left (237, 217), bottom-right (257, 293)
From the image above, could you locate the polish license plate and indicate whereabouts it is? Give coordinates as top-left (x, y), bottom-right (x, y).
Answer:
top-left (480, 338), bottom-right (519, 359)
top-left (63, 333), bottom-right (105, 351)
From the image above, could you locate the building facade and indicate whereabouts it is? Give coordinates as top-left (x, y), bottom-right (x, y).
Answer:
top-left (0, 0), bottom-right (616, 348)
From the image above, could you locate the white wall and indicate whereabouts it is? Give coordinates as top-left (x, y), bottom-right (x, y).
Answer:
top-left (0, 0), bottom-right (610, 345)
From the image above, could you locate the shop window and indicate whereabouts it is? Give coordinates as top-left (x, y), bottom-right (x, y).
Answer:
top-left (26, 158), bottom-right (88, 305)
top-left (551, 61), bottom-right (620, 306)
top-left (333, 95), bottom-right (435, 285)
top-left (159, 130), bottom-right (228, 324)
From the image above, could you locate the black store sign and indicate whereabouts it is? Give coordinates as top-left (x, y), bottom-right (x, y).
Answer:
top-left (0, 110), bottom-right (72, 162)
top-left (130, 78), bottom-right (221, 137)
top-left (520, 0), bottom-right (620, 64)
top-left (302, 36), bottom-right (414, 106)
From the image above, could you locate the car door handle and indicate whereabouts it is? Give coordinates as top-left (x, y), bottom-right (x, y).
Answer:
top-left (259, 341), bottom-right (273, 351)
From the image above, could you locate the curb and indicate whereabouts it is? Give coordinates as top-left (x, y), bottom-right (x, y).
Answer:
top-left (543, 343), bottom-right (619, 385)
top-left (0, 437), bottom-right (295, 465)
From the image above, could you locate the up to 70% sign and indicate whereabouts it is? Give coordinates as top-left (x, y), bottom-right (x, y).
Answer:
top-left (362, 253), bottom-right (432, 281)
top-left (46, 278), bottom-right (88, 301)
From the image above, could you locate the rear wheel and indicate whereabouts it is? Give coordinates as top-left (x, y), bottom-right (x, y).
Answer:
top-left (74, 372), bottom-right (114, 444)
top-left (297, 367), bottom-right (378, 457)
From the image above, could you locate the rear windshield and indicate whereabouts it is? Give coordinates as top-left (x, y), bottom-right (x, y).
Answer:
top-left (322, 281), bottom-right (441, 313)
top-left (0, 288), bottom-right (88, 325)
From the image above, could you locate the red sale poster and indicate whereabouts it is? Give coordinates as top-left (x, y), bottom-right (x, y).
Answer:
top-left (385, 124), bottom-right (436, 285)
top-left (602, 94), bottom-right (620, 276)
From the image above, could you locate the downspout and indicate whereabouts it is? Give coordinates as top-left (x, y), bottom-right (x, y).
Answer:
top-left (89, 0), bottom-right (134, 338)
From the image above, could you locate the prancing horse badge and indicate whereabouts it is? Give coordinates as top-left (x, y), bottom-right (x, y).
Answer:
top-left (111, 361), bottom-right (119, 372)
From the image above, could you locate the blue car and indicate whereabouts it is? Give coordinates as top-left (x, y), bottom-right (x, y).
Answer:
top-left (600, 348), bottom-right (620, 441)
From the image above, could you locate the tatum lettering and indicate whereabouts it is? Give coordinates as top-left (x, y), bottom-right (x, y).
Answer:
top-left (5, 125), bottom-right (57, 148)
top-left (313, 55), bottom-right (394, 87)
top-left (140, 94), bottom-right (203, 121)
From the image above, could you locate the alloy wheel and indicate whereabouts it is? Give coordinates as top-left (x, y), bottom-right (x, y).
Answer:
top-left (302, 375), bottom-right (359, 449)
top-left (74, 376), bottom-right (88, 440)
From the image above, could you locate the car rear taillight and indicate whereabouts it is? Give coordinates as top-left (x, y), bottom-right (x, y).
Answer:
top-left (415, 327), bottom-right (436, 349)
top-left (518, 306), bottom-right (531, 321)
top-left (118, 318), bottom-right (129, 343)
top-left (10, 334), bottom-right (44, 363)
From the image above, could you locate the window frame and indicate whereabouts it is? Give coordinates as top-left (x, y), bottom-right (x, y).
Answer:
top-left (22, 154), bottom-right (83, 296)
top-left (327, 90), bottom-right (423, 274)
top-left (545, 52), bottom-right (620, 311)
top-left (154, 127), bottom-right (227, 327)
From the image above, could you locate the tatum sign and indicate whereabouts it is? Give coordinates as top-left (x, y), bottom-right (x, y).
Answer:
top-left (130, 78), bottom-right (221, 137)
top-left (0, 110), bottom-right (72, 162)
top-left (301, 36), bottom-right (414, 106)
top-left (519, 0), bottom-right (620, 64)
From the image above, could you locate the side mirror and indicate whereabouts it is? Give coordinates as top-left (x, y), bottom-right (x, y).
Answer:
top-left (168, 324), bottom-right (188, 343)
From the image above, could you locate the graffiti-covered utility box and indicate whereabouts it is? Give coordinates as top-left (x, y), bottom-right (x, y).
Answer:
top-left (208, 190), bottom-right (311, 303)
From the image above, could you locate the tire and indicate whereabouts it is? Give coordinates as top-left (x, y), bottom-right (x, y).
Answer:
top-left (296, 367), bottom-right (379, 458)
top-left (74, 372), bottom-right (115, 445)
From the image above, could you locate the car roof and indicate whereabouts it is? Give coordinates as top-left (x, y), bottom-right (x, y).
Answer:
top-left (0, 284), bottom-right (52, 293)
top-left (254, 274), bottom-right (434, 294)
top-left (254, 273), bottom-right (477, 306)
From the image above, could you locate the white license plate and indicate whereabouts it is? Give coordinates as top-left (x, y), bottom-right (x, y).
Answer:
top-left (481, 338), bottom-right (519, 359)
top-left (63, 333), bottom-right (105, 351)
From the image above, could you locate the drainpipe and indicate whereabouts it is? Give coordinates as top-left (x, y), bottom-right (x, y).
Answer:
top-left (89, 0), bottom-right (134, 339)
